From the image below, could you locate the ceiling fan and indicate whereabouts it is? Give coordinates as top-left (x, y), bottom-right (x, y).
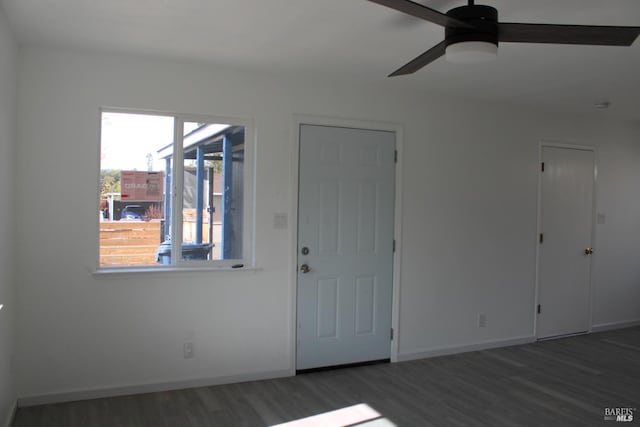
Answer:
top-left (368, 0), bottom-right (640, 76)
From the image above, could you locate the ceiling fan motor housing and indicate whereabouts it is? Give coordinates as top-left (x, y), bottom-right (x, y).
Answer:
top-left (445, 5), bottom-right (499, 48)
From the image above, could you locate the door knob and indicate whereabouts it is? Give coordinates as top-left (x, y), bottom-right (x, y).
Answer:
top-left (300, 264), bottom-right (311, 274)
top-left (584, 247), bottom-right (594, 255)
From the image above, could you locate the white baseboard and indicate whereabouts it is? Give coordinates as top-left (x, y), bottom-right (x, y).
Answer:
top-left (18, 369), bottom-right (294, 407)
top-left (2, 400), bottom-right (16, 427)
top-left (397, 335), bottom-right (536, 362)
top-left (591, 318), bottom-right (640, 333)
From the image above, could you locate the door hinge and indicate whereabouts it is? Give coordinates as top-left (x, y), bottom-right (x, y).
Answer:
top-left (394, 150), bottom-right (398, 163)
top-left (390, 328), bottom-right (394, 340)
top-left (539, 233), bottom-right (544, 244)
top-left (537, 304), bottom-right (541, 314)
top-left (541, 162), bottom-right (545, 172)
top-left (393, 239), bottom-right (396, 252)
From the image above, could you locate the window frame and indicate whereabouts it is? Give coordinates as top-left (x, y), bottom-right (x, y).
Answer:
top-left (97, 108), bottom-right (256, 272)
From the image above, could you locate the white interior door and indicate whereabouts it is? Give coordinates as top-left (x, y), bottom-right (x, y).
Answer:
top-left (537, 146), bottom-right (595, 339)
top-left (297, 124), bottom-right (395, 370)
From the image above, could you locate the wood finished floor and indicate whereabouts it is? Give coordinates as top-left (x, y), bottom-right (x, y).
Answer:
top-left (13, 327), bottom-right (640, 427)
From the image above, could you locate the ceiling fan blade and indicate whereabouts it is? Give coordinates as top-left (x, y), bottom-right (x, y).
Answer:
top-left (387, 0), bottom-right (458, 29)
top-left (368, 0), bottom-right (472, 28)
top-left (389, 40), bottom-right (447, 76)
top-left (499, 23), bottom-right (640, 46)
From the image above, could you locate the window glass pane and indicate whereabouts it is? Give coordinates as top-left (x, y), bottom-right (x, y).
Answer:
top-left (181, 122), bottom-right (245, 262)
top-left (99, 112), bottom-right (174, 267)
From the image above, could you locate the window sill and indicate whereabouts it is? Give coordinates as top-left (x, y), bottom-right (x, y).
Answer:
top-left (92, 265), bottom-right (262, 280)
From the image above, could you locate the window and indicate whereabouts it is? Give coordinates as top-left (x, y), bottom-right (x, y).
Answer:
top-left (99, 110), bottom-right (253, 270)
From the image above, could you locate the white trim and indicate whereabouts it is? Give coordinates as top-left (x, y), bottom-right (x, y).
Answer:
top-left (18, 369), bottom-right (294, 408)
top-left (397, 335), bottom-right (535, 362)
top-left (293, 115), bottom-right (403, 134)
top-left (534, 142), bottom-right (597, 339)
top-left (591, 319), bottom-right (640, 333)
top-left (2, 400), bottom-right (17, 427)
top-left (533, 142), bottom-right (543, 337)
top-left (536, 331), bottom-right (588, 341)
top-left (92, 266), bottom-right (263, 279)
top-left (288, 119), bottom-right (301, 375)
top-left (172, 117), bottom-right (185, 263)
top-left (537, 141), bottom-right (596, 152)
top-left (590, 149), bottom-right (599, 334)
top-left (391, 126), bottom-right (404, 363)
top-left (290, 114), bottom-right (404, 368)
top-left (96, 110), bottom-right (104, 268)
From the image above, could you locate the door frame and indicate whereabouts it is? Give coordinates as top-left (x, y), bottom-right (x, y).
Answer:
top-left (289, 115), bottom-right (404, 370)
top-left (533, 141), bottom-right (598, 339)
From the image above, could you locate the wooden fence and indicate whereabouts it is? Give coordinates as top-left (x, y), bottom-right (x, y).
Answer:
top-left (99, 217), bottom-right (222, 267)
top-left (99, 221), bottom-right (162, 267)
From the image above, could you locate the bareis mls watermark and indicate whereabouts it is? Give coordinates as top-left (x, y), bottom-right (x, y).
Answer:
top-left (604, 407), bottom-right (636, 422)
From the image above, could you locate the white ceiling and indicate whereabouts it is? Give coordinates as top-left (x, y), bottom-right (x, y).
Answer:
top-left (3, 0), bottom-right (640, 119)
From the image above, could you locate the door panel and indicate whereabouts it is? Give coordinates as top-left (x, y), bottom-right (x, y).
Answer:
top-left (317, 278), bottom-right (339, 338)
top-left (297, 125), bottom-right (395, 370)
top-left (538, 146), bottom-right (595, 339)
top-left (318, 182), bottom-right (340, 255)
top-left (357, 182), bottom-right (379, 253)
top-left (355, 276), bottom-right (376, 335)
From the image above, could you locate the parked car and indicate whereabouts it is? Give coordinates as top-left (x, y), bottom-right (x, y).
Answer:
top-left (120, 205), bottom-right (147, 221)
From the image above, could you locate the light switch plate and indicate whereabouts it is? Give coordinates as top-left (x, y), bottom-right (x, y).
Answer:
top-left (274, 213), bottom-right (288, 229)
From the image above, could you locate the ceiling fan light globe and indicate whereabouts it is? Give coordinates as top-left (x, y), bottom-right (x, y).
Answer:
top-left (445, 41), bottom-right (497, 64)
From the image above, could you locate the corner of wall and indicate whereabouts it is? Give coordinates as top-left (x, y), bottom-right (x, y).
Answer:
top-left (1, 401), bottom-right (17, 427)
top-left (0, 2), bottom-right (18, 426)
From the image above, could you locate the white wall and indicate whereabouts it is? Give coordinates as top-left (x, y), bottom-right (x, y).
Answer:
top-left (0, 5), bottom-right (17, 425)
top-left (15, 47), bottom-right (640, 401)
top-left (591, 124), bottom-right (640, 327)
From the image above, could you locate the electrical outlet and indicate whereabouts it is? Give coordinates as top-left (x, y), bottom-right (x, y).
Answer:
top-left (478, 313), bottom-right (487, 328)
top-left (183, 343), bottom-right (194, 359)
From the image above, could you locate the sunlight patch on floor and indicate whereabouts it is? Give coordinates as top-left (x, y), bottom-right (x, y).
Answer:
top-left (271, 403), bottom-right (396, 427)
